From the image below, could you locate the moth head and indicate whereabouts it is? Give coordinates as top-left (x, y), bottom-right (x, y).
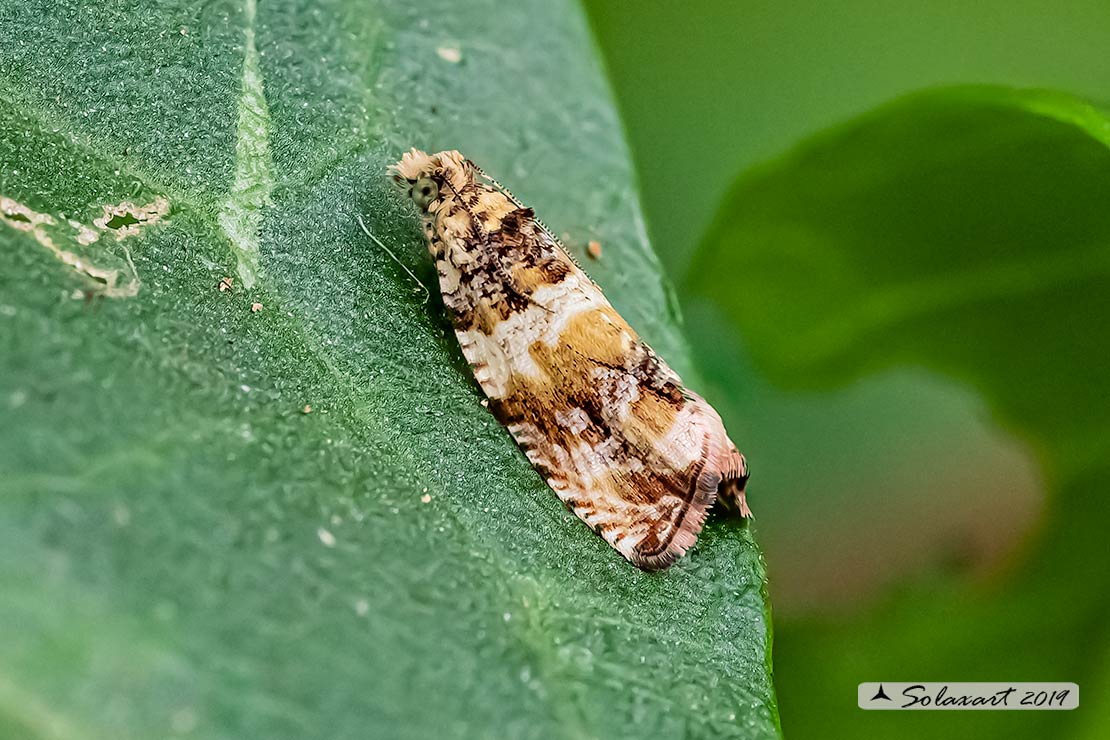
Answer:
top-left (390, 148), bottom-right (474, 213)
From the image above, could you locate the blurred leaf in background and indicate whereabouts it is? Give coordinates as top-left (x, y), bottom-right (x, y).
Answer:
top-left (0, 1), bottom-right (778, 738)
top-left (585, 2), bottom-right (1110, 738)
top-left (689, 86), bottom-right (1110, 739)
top-left (585, 0), bottom-right (1110, 274)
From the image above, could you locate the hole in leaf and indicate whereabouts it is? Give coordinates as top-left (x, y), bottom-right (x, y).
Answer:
top-left (104, 212), bottom-right (141, 229)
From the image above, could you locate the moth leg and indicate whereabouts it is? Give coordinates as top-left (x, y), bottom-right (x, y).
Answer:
top-left (718, 450), bottom-right (753, 518)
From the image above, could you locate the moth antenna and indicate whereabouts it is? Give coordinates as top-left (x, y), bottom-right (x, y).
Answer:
top-left (357, 214), bottom-right (430, 304)
top-left (473, 164), bottom-right (525, 208)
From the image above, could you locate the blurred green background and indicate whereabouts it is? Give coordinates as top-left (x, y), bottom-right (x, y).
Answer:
top-left (585, 2), bottom-right (1110, 738)
top-left (585, 0), bottom-right (1110, 273)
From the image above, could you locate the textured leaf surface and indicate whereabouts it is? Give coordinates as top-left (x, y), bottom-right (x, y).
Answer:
top-left (0, 1), bottom-right (778, 738)
top-left (688, 86), bottom-right (1110, 740)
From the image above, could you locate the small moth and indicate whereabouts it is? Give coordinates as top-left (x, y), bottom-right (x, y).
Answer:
top-left (391, 149), bottom-right (751, 570)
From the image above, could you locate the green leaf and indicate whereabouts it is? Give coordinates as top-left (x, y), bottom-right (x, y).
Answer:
top-left (585, 1), bottom-right (1110, 276)
top-left (0, 1), bottom-right (778, 738)
top-left (688, 85), bottom-right (1110, 739)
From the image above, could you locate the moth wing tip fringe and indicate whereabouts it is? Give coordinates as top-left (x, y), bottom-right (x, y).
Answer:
top-left (627, 439), bottom-right (752, 571)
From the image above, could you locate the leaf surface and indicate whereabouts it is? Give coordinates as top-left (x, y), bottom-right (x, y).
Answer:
top-left (0, 1), bottom-right (778, 738)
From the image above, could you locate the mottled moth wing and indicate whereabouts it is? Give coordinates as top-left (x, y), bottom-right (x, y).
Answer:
top-left (391, 149), bottom-right (750, 570)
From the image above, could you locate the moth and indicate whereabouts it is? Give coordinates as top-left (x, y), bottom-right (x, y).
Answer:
top-left (391, 149), bottom-right (751, 570)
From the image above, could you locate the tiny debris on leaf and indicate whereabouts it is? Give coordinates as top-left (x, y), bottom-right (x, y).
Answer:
top-left (420, 493), bottom-right (432, 504)
top-left (317, 527), bottom-right (337, 547)
top-left (170, 708), bottom-right (198, 735)
top-left (436, 46), bottom-right (462, 63)
top-left (251, 302), bottom-right (263, 313)
top-left (113, 505), bottom-right (131, 527)
top-left (587, 240), bottom-right (602, 259)
top-left (303, 404), bottom-right (312, 414)
top-left (218, 276), bottom-right (234, 292)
